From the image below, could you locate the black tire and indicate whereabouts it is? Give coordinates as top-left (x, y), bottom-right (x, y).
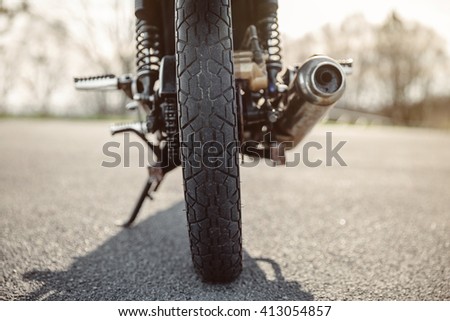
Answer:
top-left (175, 0), bottom-right (242, 282)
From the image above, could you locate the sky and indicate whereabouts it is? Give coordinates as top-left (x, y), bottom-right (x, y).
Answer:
top-left (15, 0), bottom-right (450, 51)
top-left (278, 0), bottom-right (450, 51)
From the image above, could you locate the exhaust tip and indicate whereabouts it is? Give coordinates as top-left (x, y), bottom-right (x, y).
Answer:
top-left (313, 64), bottom-right (343, 94)
top-left (296, 55), bottom-right (346, 106)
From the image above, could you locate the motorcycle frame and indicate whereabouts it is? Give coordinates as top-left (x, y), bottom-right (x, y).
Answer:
top-left (74, 0), bottom-right (349, 228)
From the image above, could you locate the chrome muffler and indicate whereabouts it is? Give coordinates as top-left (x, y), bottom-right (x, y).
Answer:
top-left (275, 55), bottom-right (346, 148)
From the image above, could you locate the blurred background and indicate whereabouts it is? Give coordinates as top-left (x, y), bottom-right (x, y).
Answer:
top-left (1, 0), bottom-right (450, 301)
top-left (1, 0), bottom-right (450, 127)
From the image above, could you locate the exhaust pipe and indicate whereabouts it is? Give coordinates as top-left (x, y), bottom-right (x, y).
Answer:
top-left (275, 55), bottom-right (346, 148)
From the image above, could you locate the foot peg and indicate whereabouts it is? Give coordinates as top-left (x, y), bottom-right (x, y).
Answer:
top-left (337, 58), bottom-right (353, 75)
top-left (74, 73), bottom-right (133, 92)
top-left (110, 121), bottom-right (149, 136)
top-left (74, 74), bottom-right (119, 90)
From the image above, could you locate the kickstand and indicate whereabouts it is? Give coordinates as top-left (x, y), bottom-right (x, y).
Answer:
top-left (118, 166), bottom-right (164, 228)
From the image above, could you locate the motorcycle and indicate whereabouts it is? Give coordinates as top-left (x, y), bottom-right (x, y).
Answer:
top-left (74, 0), bottom-right (351, 283)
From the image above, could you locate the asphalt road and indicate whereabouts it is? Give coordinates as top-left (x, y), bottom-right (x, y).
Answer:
top-left (1, 119), bottom-right (449, 300)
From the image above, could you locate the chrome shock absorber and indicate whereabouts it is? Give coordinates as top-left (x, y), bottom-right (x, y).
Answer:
top-left (134, 0), bottom-right (161, 108)
top-left (257, 0), bottom-right (282, 96)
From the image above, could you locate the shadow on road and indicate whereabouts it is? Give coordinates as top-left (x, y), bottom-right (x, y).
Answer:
top-left (21, 202), bottom-right (313, 300)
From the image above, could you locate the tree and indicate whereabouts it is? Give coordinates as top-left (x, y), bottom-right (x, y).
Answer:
top-left (282, 12), bottom-right (450, 127)
top-left (21, 17), bottom-right (69, 115)
top-left (376, 12), bottom-right (447, 125)
top-left (283, 14), bottom-right (382, 111)
top-left (67, 0), bottom-right (135, 115)
top-left (0, 0), bottom-right (29, 113)
top-left (0, 0), bottom-right (135, 116)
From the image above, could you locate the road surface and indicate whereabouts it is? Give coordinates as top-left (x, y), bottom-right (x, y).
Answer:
top-left (1, 120), bottom-right (449, 300)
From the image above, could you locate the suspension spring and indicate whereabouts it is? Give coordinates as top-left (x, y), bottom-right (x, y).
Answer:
top-left (258, 12), bottom-right (283, 95)
top-left (135, 19), bottom-right (161, 96)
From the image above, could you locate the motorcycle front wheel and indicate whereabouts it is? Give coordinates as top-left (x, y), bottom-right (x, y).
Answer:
top-left (175, 0), bottom-right (242, 282)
